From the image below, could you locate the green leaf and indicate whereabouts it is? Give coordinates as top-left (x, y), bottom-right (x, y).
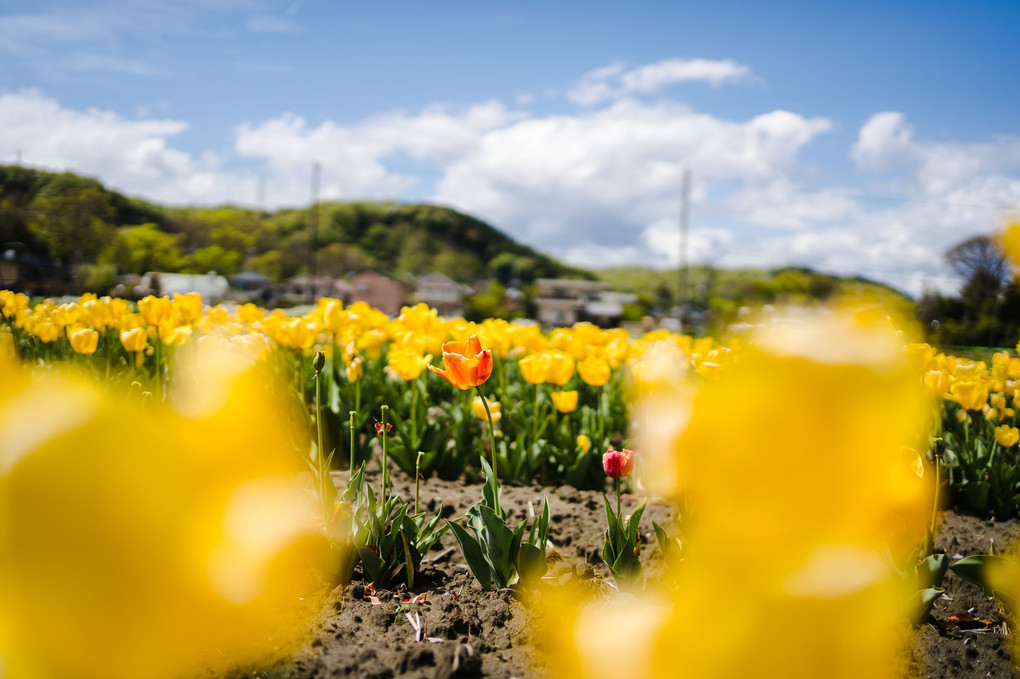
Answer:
top-left (917, 553), bottom-right (950, 589)
top-left (477, 504), bottom-right (518, 587)
top-left (400, 529), bottom-right (414, 589)
top-left (907, 587), bottom-right (944, 623)
top-left (602, 494), bottom-right (624, 553)
top-left (517, 542), bottom-right (548, 585)
top-left (357, 546), bottom-right (386, 584)
top-left (624, 498), bottom-right (647, 544)
top-left (446, 519), bottom-right (492, 590)
top-left (652, 521), bottom-right (670, 554)
top-left (950, 554), bottom-right (1011, 599)
top-left (479, 455), bottom-right (504, 519)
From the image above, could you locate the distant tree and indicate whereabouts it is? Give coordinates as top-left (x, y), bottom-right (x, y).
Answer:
top-left (29, 186), bottom-right (115, 262)
top-left (945, 234), bottom-right (1010, 306)
top-left (187, 245), bottom-right (243, 275)
top-left (100, 223), bottom-right (184, 274)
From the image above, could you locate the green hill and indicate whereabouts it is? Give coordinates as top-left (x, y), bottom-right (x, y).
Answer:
top-left (0, 165), bottom-right (590, 292)
top-left (598, 264), bottom-right (918, 333)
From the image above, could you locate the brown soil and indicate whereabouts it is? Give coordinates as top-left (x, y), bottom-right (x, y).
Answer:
top-left (227, 471), bottom-right (1020, 679)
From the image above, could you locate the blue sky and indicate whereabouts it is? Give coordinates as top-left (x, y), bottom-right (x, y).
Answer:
top-left (2, 0), bottom-right (1019, 295)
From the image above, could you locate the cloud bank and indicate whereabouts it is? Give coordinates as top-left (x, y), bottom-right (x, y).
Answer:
top-left (3, 58), bottom-right (1020, 297)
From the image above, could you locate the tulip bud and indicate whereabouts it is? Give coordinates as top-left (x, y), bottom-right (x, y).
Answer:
top-left (313, 351), bottom-right (326, 375)
top-left (603, 448), bottom-right (634, 478)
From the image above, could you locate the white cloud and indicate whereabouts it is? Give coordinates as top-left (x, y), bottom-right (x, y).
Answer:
top-left (0, 89), bottom-right (253, 205)
top-left (568, 58), bottom-right (754, 105)
top-left (433, 99), bottom-right (831, 247)
top-left (722, 178), bottom-right (858, 230)
top-left (7, 64), bottom-right (1020, 300)
top-left (234, 100), bottom-right (525, 204)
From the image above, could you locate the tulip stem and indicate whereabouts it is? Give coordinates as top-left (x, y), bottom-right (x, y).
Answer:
top-left (415, 450), bottom-right (425, 515)
top-left (476, 386), bottom-right (498, 482)
top-left (532, 383), bottom-right (541, 446)
top-left (380, 405), bottom-right (390, 504)
top-left (349, 410), bottom-right (356, 470)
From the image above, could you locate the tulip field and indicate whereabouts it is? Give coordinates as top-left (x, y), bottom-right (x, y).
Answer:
top-left (4, 289), bottom-right (1020, 678)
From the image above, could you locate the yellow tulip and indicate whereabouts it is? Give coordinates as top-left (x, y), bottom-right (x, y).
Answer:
top-left (551, 390), bottom-right (578, 413)
top-left (120, 327), bottom-right (148, 353)
top-left (576, 434), bottom-right (591, 454)
top-left (138, 295), bottom-right (172, 327)
top-left (995, 424), bottom-right (1020, 448)
top-left (171, 292), bottom-right (203, 326)
top-left (546, 352), bottom-right (575, 386)
top-left (35, 321), bottom-right (59, 343)
top-left (237, 303), bottom-right (264, 325)
top-left (69, 328), bottom-right (99, 355)
top-left (321, 298), bottom-right (344, 335)
top-left (0, 290), bottom-right (28, 320)
top-left (950, 380), bottom-right (988, 411)
top-left (388, 347), bottom-right (432, 381)
top-left (578, 355), bottom-right (611, 386)
top-left (519, 353), bottom-right (547, 384)
top-left (346, 356), bottom-right (363, 383)
top-left (165, 325), bottom-right (193, 347)
top-left (472, 396), bottom-right (501, 422)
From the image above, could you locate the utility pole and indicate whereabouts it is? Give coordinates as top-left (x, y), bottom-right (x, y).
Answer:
top-left (678, 169), bottom-right (691, 331)
top-left (307, 162), bottom-right (320, 304)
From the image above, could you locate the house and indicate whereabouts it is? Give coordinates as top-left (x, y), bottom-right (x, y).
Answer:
top-left (533, 278), bottom-right (632, 328)
top-left (0, 243), bottom-right (71, 295)
top-left (282, 274), bottom-right (350, 306)
top-left (128, 272), bottom-right (231, 303)
top-left (349, 270), bottom-right (410, 317)
top-left (414, 272), bottom-right (474, 317)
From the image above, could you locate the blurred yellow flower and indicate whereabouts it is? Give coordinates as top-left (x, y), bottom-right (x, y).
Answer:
top-left (0, 290), bottom-right (28, 319)
top-left (577, 355), bottom-right (610, 386)
top-left (346, 356), bottom-right (364, 383)
top-left (0, 344), bottom-right (325, 679)
top-left (999, 220), bottom-right (1020, 273)
top-left (120, 327), bottom-right (148, 353)
top-left (519, 353), bottom-right (546, 384)
top-left (35, 321), bottom-right (59, 343)
top-left (69, 328), bottom-right (99, 355)
top-left (995, 424), bottom-right (1020, 448)
top-left (950, 380), bottom-right (988, 411)
top-left (138, 295), bottom-right (172, 327)
top-left (548, 307), bottom-right (934, 679)
top-left (551, 389), bottom-right (578, 413)
top-left (546, 352), bottom-right (575, 386)
top-left (388, 346), bottom-right (432, 381)
top-left (472, 396), bottom-right (501, 422)
top-left (576, 434), bottom-right (591, 454)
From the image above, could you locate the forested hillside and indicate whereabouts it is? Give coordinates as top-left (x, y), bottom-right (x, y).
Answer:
top-left (0, 165), bottom-right (589, 291)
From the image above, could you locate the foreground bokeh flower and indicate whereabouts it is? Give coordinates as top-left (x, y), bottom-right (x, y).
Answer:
top-left (0, 345), bottom-right (326, 679)
top-left (545, 306), bottom-right (934, 679)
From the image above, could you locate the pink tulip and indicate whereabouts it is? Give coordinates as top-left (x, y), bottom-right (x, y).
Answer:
top-left (602, 448), bottom-right (634, 478)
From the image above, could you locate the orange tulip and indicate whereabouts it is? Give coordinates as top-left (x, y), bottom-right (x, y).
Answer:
top-left (428, 335), bottom-right (492, 390)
